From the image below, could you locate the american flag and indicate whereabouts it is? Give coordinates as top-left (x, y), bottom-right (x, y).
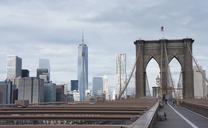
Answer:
top-left (161, 26), bottom-right (164, 32)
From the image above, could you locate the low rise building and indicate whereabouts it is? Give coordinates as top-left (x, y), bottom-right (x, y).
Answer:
top-left (44, 82), bottom-right (56, 102)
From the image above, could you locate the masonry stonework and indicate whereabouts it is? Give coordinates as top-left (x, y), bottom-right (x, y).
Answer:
top-left (134, 38), bottom-right (194, 99)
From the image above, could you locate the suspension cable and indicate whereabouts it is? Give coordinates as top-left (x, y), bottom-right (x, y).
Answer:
top-left (164, 43), bottom-right (176, 98)
top-left (186, 44), bottom-right (208, 84)
top-left (145, 73), bottom-right (151, 96)
top-left (187, 44), bottom-right (208, 98)
top-left (118, 46), bottom-right (140, 99)
top-left (175, 71), bottom-right (183, 99)
top-left (177, 72), bottom-right (183, 89)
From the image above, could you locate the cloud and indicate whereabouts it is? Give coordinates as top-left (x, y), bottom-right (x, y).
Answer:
top-left (0, 0), bottom-right (208, 96)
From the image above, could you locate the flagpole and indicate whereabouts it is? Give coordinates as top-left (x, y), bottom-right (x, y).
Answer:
top-left (161, 26), bottom-right (165, 39)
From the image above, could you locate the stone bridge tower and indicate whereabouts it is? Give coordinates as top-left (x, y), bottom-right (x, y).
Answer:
top-left (134, 38), bottom-right (194, 99)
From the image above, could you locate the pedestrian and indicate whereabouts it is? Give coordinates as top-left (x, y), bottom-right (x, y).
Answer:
top-left (164, 112), bottom-right (167, 120)
top-left (172, 99), bottom-right (175, 106)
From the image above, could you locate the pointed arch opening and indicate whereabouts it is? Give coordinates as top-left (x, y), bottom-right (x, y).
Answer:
top-left (169, 57), bottom-right (183, 99)
top-left (146, 57), bottom-right (160, 96)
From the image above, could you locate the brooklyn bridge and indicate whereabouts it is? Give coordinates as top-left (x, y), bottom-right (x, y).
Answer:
top-left (0, 38), bottom-right (208, 128)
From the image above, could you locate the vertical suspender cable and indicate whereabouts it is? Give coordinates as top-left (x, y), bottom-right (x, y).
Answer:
top-left (164, 43), bottom-right (176, 98)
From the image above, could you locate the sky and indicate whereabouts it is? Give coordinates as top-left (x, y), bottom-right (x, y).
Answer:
top-left (0, 0), bottom-right (208, 95)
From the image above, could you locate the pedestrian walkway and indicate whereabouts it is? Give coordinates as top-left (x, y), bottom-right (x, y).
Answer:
top-left (153, 102), bottom-right (199, 128)
top-left (173, 104), bottom-right (208, 128)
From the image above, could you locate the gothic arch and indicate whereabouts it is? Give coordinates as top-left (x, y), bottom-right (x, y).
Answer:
top-left (144, 56), bottom-right (161, 70)
top-left (134, 38), bottom-right (194, 99)
top-left (168, 55), bottom-right (184, 70)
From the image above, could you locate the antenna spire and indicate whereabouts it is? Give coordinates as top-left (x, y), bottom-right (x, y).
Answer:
top-left (82, 30), bottom-right (84, 43)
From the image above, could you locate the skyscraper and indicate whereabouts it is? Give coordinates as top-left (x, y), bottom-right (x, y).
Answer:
top-left (93, 77), bottom-right (103, 97)
top-left (44, 82), bottom-right (56, 102)
top-left (17, 77), bottom-right (44, 104)
top-left (193, 66), bottom-right (207, 98)
top-left (7, 56), bottom-right (22, 81)
top-left (78, 38), bottom-right (88, 102)
top-left (0, 82), bottom-right (7, 104)
top-left (116, 53), bottom-right (127, 98)
top-left (71, 80), bottom-right (78, 91)
top-left (103, 75), bottom-right (109, 100)
top-left (21, 69), bottom-right (29, 77)
top-left (56, 85), bottom-right (65, 102)
top-left (92, 76), bottom-right (109, 100)
top-left (37, 68), bottom-right (49, 82)
top-left (39, 58), bottom-right (50, 70)
top-left (39, 58), bottom-right (50, 81)
top-left (0, 81), bottom-right (13, 104)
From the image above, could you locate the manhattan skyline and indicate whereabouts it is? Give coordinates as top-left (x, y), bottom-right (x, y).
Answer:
top-left (0, 0), bottom-right (207, 93)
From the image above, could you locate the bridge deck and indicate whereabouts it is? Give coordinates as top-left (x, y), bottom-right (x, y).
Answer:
top-left (0, 98), bottom-right (158, 127)
top-left (153, 102), bottom-right (208, 128)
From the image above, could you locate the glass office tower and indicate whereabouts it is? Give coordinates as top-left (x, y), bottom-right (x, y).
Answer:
top-left (78, 43), bottom-right (88, 102)
top-left (39, 58), bottom-right (50, 81)
top-left (7, 56), bottom-right (22, 81)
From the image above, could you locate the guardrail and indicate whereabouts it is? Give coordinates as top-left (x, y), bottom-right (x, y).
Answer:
top-left (128, 100), bottom-right (159, 128)
top-left (180, 100), bottom-right (208, 117)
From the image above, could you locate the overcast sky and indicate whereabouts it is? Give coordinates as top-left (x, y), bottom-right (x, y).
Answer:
top-left (0, 0), bottom-right (208, 94)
